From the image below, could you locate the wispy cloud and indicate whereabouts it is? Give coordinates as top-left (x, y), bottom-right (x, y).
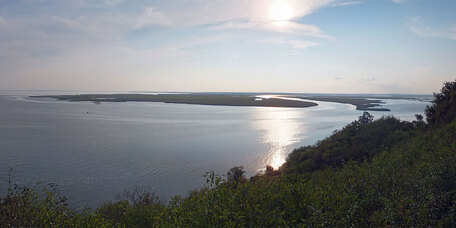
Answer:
top-left (358, 77), bottom-right (376, 83)
top-left (264, 38), bottom-right (318, 50)
top-left (406, 18), bottom-right (456, 40)
top-left (127, 0), bottom-right (335, 28)
top-left (264, 21), bottom-right (333, 39)
top-left (0, 0), bottom-right (343, 65)
top-left (211, 20), bottom-right (257, 30)
top-left (332, 0), bottom-right (402, 6)
top-left (136, 7), bottom-right (171, 28)
top-left (212, 20), bottom-right (333, 39)
top-left (0, 1), bottom-right (338, 43)
top-left (331, 1), bottom-right (363, 7)
top-left (104, 0), bottom-right (123, 6)
top-left (132, 0), bottom-right (337, 36)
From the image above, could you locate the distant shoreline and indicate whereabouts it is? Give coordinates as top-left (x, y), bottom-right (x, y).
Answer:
top-left (31, 93), bottom-right (400, 111)
top-left (31, 94), bottom-right (318, 108)
top-left (295, 96), bottom-right (391, 111)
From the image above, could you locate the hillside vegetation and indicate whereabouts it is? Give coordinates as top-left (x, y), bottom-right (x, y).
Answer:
top-left (2, 80), bottom-right (456, 227)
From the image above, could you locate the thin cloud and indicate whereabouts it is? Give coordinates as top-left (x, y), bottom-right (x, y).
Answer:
top-left (263, 38), bottom-right (318, 50)
top-left (104, 0), bottom-right (123, 6)
top-left (331, 1), bottom-right (363, 7)
top-left (132, 0), bottom-right (338, 37)
top-left (264, 21), bottom-right (334, 39)
top-left (358, 77), bottom-right (376, 82)
top-left (213, 20), bottom-right (333, 39)
top-left (0, 0), bottom-right (339, 53)
top-left (136, 7), bottom-right (171, 28)
top-left (211, 20), bottom-right (258, 30)
top-left (131, 0), bottom-right (336, 28)
top-left (406, 18), bottom-right (456, 40)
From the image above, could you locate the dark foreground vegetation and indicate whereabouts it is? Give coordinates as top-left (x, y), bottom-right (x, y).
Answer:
top-left (3, 80), bottom-right (456, 226)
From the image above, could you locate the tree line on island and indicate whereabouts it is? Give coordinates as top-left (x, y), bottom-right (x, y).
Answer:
top-left (2, 80), bottom-right (456, 226)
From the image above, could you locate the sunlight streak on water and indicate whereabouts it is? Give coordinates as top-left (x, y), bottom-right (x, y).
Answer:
top-left (252, 108), bottom-right (306, 170)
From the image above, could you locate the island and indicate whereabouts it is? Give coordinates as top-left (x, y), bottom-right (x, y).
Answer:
top-left (295, 96), bottom-right (391, 111)
top-left (31, 94), bottom-right (319, 108)
top-left (30, 93), bottom-right (401, 111)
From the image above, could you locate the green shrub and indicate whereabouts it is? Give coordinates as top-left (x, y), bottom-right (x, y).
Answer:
top-left (426, 79), bottom-right (456, 125)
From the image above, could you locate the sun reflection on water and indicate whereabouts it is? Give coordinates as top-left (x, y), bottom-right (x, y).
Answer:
top-left (252, 107), bottom-right (306, 170)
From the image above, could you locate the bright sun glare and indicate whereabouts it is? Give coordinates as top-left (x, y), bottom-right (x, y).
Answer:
top-left (269, 1), bottom-right (293, 21)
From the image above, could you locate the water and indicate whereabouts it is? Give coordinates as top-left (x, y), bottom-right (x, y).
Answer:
top-left (0, 93), bottom-right (430, 208)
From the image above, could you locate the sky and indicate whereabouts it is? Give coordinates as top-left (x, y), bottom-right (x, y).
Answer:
top-left (0, 0), bottom-right (455, 94)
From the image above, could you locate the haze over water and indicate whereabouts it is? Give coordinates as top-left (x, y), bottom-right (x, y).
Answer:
top-left (0, 93), bottom-right (429, 208)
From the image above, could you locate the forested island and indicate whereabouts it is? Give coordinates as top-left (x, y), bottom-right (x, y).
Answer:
top-left (32, 93), bottom-right (396, 111)
top-left (3, 80), bottom-right (456, 226)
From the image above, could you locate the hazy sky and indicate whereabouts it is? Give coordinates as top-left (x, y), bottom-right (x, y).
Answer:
top-left (0, 0), bottom-right (455, 93)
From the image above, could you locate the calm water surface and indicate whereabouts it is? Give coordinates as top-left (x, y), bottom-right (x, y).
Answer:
top-left (0, 93), bottom-right (429, 208)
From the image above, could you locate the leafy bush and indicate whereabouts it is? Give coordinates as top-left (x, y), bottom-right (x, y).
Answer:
top-left (284, 115), bottom-right (416, 173)
top-left (0, 182), bottom-right (111, 227)
top-left (426, 80), bottom-right (456, 125)
top-left (227, 166), bottom-right (247, 183)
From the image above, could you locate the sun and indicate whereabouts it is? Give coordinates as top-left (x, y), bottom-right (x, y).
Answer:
top-left (269, 1), bottom-right (293, 21)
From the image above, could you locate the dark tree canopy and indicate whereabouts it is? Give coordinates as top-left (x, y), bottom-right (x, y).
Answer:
top-left (227, 166), bottom-right (246, 183)
top-left (358, 111), bottom-right (374, 124)
top-left (285, 115), bottom-right (415, 173)
top-left (415, 114), bottom-right (424, 122)
top-left (425, 79), bottom-right (456, 125)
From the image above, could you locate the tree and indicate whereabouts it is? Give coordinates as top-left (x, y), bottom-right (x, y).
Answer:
top-left (118, 185), bottom-right (160, 207)
top-left (425, 80), bottom-right (456, 125)
top-left (227, 166), bottom-right (246, 183)
top-left (413, 114), bottom-right (426, 128)
top-left (415, 114), bottom-right (424, 122)
top-left (358, 112), bottom-right (374, 124)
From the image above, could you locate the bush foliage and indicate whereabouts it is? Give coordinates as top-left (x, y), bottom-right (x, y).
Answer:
top-left (426, 80), bottom-right (456, 126)
top-left (2, 80), bottom-right (456, 226)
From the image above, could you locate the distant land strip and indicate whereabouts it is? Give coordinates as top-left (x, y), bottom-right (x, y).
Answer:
top-left (31, 94), bottom-right (318, 108)
top-left (295, 96), bottom-right (391, 111)
top-left (32, 93), bottom-right (395, 111)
